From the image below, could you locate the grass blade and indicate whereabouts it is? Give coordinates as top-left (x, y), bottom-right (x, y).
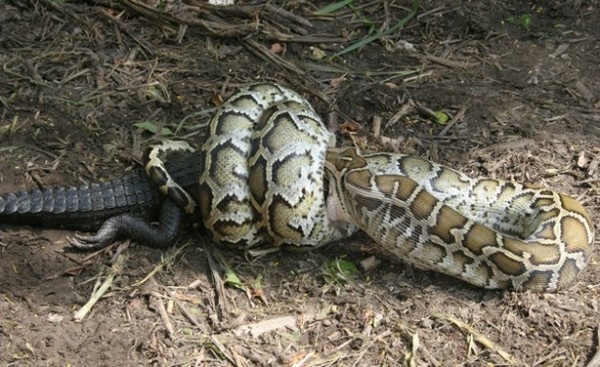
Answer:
top-left (313, 0), bottom-right (355, 16)
top-left (330, 0), bottom-right (420, 59)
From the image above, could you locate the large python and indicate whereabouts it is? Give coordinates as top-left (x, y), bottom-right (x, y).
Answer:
top-left (0, 84), bottom-right (594, 292)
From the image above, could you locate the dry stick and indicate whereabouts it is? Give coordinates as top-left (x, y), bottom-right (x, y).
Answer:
top-left (262, 31), bottom-right (346, 44)
top-left (385, 99), bottom-right (416, 129)
top-left (437, 105), bottom-right (468, 137)
top-left (242, 39), bottom-right (312, 81)
top-left (433, 314), bottom-right (520, 365)
top-left (38, 0), bottom-right (89, 29)
top-left (263, 9), bottom-right (311, 36)
top-left (74, 251), bottom-right (127, 322)
top-left (264, 4), bottom-right (312, 27)
top-left (233, 316), bottom-right (297, 337)
top-left (101, 0), bottom-right (342, 44)
top-left (200, 241), bottom-right (229, 316)
top-left (531, 344), bottom-right (563, 367)
top-left (352, 331), bottom-right (392, 367)
top-left (579, 178), bottom-right (600, 185)
top-left (242, 39), bottom-right (329, 104)
top-left (170, 293), bottom-right (203, 328)
top-left (290, 352), bottom-right (316, 367)
top-left (418, 343), bottom-right (442, 367)
top-left (96, 8), bottom-right (155, 56)
top-left (424, 54), bottom-right (478, 69)
top-left (12, 57), bottom-right (46, 86)
top-left (416, 5), bottom-right (448, 20)
top-left (372, 115), bottom-right (383, 137)
top-left (178, 1), bottom-right (311, 28)
top-left (208, 335), bottom-right (238, 366)
top-left (121, 0), bottom-right (256, 37)
top-left (151, 291), bottom-right (175, 339)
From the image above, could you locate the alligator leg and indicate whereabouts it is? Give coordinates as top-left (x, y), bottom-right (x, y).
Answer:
top-left (68, 198), bottom-right (183, 250)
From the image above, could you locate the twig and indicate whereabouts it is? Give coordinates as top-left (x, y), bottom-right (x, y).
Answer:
top-left (437, 105), bottom-right (468, 137)
top-left (290, 351), bottom-right (316, 367)
top-left (209, 335), bottom-right (238, 365)
top-left (171, 293), bottom-right (203, 328)
top-left (120, 0), bottom-right (258, 37)
top-left (385, 99), bottom-right (416, 129)
top-left (242, 39), bottom-right (323, 101)
top-left (433, 314), bottom-right (521, 365)
top-left (264, 4), bottom-right (312, 27)
top-left (96, 7), bottom-right (155, 55)
top-left (423, 54), bottom-right (478, 69)
top-left (74, 251), bottom-right (127, 322)
top-left (242, 39), bottom-right (309, 80)
top-left (151, 291), bottom-right (175, 339)
top-left (417, 5), bottom-right (449, 20)
top-left (263, 30), bottom-right (346, 44)
top-left (200, 241), bottom-right (229, 316)
top-left (38, 0), bottom-right (90, 30)
top-left (233, 316), bottom-right (297, 337)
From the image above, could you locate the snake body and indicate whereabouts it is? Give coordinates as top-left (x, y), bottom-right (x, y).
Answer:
top-left (326, 148), bottom-right (593, 291)
top-left (139, 83), bottom-right (593, 292)
top-left (196, 84), bottom-right (356, 249)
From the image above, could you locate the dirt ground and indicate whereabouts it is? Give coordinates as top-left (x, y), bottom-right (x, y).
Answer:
top-left (1, 0), bottom-right (599, 366)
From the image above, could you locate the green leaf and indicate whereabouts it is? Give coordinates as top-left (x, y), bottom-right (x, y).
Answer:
top-left (434, 111), bottom-right (449, 125)
top-left (224, 268), bottom-right (247, 291)
top-left (521, 14), bottom-right (532, 30)
top-left (505, 14), bottom-right (532, 30)
top-left (332, 259), bottom-right (358, 276)
top-left (253, 274), bottom-right (264, 289)
top-left (324, 259), bottom-right (359, 284)
top-left (133, 121), bottom-right (173, 137)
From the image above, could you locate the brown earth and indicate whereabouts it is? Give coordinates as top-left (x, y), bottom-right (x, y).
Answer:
top-left (0, 0), bottom-right (599, 366)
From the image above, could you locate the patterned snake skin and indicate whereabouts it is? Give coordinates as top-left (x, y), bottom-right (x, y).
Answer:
top-left (146, 83), bottom-right (594, 292)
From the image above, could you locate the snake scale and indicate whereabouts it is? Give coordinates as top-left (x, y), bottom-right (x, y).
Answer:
top-left (2, 83), bottom-right (594, 292)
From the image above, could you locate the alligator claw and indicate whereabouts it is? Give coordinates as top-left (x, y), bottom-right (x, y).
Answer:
top-left (67, 233), bottom-right (115, 250)
top-left (67, 199), bottom-right (184, 250)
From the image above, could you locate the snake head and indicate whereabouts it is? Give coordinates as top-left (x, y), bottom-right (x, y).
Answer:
top-left (325, 147), bottom-right (368, 172)
top-left (323, 148), bottom-right (369, 227)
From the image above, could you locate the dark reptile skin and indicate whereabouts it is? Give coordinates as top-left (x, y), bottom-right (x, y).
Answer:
top-left (0, 151), bottom-right (203, 230)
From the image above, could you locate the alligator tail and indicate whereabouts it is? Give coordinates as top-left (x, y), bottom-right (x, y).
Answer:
top-left (0, 169), bottom-right (162, 230)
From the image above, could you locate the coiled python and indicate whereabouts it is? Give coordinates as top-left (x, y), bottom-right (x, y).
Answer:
top-left (98, 84), bottom-right (597, 292)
